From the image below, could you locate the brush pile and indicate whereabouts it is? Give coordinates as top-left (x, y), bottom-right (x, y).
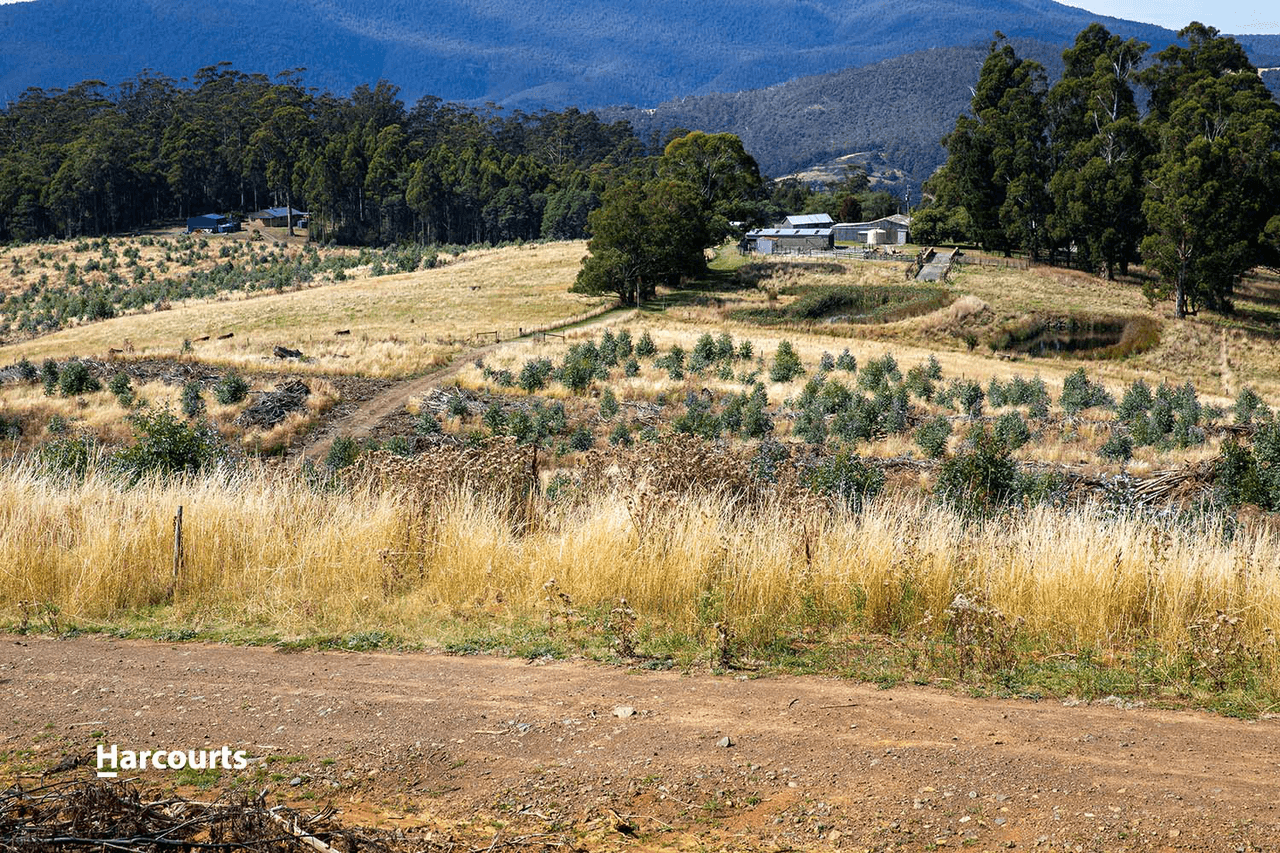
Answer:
top-left (237, 380), bottom-right (311, 429)
top-left (0, 779), bottom-right (382, 852)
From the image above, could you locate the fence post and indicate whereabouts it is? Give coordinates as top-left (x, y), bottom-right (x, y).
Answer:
top-left (173, 505), bottom-right (184, 581)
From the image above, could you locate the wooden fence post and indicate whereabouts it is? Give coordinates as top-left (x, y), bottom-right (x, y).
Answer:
top-left (173, 505), bottom-right (184, 580)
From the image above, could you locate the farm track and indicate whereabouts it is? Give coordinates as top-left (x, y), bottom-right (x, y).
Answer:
top-left (295, 308), bottom-right (634, 462)
top-left (3, 635), bottom-right (1278, 851)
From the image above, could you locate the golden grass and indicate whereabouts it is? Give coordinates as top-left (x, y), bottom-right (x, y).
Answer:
top-left (0, 376), bottom-right (338, 453)
top-left (2, 463), bottom-right (1276, 687)
top-left (0, 242), bottom-right (610, 378)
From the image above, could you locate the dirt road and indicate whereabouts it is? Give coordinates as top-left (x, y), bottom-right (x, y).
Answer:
top-left (297, 308), bottom-right (633, 462)
top-left (2, 636), bottom-right (1277, 851)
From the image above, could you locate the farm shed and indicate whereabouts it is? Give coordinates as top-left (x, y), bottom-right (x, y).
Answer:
top-left (248, 207), bottom-right (308, 228)
top-left (185, 213), bottom-right (238, 234)
top-left (745, 227), bottom-right (834, 253)
top-left (780, 213), bottom-right (834, 229)
top-left (834, 214), bottom-right (911, 245)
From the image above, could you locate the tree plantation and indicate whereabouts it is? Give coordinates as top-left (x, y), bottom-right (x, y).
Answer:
top-left (916, 23), bottom-right (1280, 318)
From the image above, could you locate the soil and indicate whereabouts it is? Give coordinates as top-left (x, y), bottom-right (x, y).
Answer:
top-left (3, 635), bottom-right (1277, 851)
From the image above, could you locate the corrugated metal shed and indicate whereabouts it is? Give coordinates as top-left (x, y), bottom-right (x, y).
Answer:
top-left (782, 213), bottom-right (834, 228)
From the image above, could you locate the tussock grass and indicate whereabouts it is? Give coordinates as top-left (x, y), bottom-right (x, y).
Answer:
top-left (2, 463), bottom-right (1277, 701)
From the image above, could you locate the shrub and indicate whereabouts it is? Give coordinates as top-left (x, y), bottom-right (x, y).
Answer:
top-left (1118, 379), bottom-right (1154, 425)
top-left (655, 345), bottom-right (686, 380)
top-left (58, 359), bottom-right (100, 396)
top-left (416, 411), bottom-right (442, 435)
top-left (568, 424), bottom-right (595, 451)
top-left (540, 401), bottom-right (568, 435)
top-left (993, 410), bottom-right (1031, 451)
top-left (180, 380), bottom-right (205, 418)
top-left (1228, 386), bottom-right (1269, 422)
top-left (769, 340), bottom-right (805, 383)
top-left (635, 330), bottom-right (657, 357)
top-left (623, 357), bottom-right (640, 377)
top-left (609, 421), bottom-right (633, 446)
top-left (694, 333), bottom-right (717, 363)
top-left (857, 353), bottom-right (899, 391)
top-left (1060, 368), bottom-right (1113, 415)
top-left (715, 332), bottom-right (735, 361)
top-left (599, 329), bottom-right (619, 366)
top-left (740, 387), bottom-right (773, 438)
top-left (935, 428), bottom-right (1019, 517)
top-left (114, 408), bottom-right (226, 480)
top-left (615, 329), bottom-right (634, 359)
top-left (519, 358), bottom-right (554, 393)
top-left (803, 450), bottom-right (885, 511)
top-left (599, 388), bottom-right (619, 419)
top-left (0, 412), bottom-right (21, 441)
top-left (15, 357), bottom-right (37, 383)
top-left (818, 351), bottom-right (835, 373)
top-left (108, 372), bottom-right (135, 408)
top-left (1099, 429), bottom-right (1133, 463)
top-left (213, 370), bottom-right (249, 405)
top-left (447, 394), bottom-right (469, 418)
top-left (483, 402), bottom-right (506, 434)
top-left (794, 405), bottom-right (827, 444)
top-left (1214, 439), bottom-right (1267, 508)
top-left (674, 392), bottom-right (722, 439)
top-left (558, 342), bottom-right (601, 392)
top-left (325, 435), bottom-right (361, 471)
top-left (835, 349), bottom-right (856, 372)
top-left (737, 339), bottom-right (754, 361)
top-left (37, 434), bottom-right (99, 479)
top-left (915, 416), bottom-right (952, 459)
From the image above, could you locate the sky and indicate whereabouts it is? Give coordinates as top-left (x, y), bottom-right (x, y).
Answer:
top-left (1066, 1), bottom-right (1278, 32)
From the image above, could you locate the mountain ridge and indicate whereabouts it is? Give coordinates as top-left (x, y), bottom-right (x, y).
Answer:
top-left (0, 0), bottom-right (1254, 109)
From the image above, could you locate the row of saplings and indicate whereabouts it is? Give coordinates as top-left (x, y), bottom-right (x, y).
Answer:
top-left (425, 328), bottom-right (1280, 515)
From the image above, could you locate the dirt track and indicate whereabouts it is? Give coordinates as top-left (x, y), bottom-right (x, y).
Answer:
top-left (3, 636), bottom-right (1278, 851)
top-left (297, 308), bottom-right (634, 462)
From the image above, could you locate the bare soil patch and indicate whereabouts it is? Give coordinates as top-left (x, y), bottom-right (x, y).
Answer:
top-left (3, 636), bottom-right (1277, 851)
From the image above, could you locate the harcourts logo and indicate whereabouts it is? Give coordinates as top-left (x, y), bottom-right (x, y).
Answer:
top-left (96, 744), bottom-right (249, 778)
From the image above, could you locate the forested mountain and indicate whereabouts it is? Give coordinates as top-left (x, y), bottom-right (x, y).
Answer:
top-left (0, 0), bottom-right (1221, 110)
top-left (605, 41), bottom-right (1067, 188)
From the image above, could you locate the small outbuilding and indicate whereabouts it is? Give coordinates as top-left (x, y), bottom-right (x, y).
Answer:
top-left (745, 227), bottom-right (834, 254)
top-left (248, 207), bottom-right (308, 228)
top-left (780, 213), bottom-right (835, 229)
top-left (185, 213), bottom-right (239, 234)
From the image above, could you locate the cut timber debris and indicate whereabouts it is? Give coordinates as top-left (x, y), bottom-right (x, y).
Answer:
top-left (274, 345), bottom-right (304, 359)
top-left (237, 380), bottom-right (311, 429)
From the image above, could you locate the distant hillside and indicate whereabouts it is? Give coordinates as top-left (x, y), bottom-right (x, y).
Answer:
top-left (0, 0), bottom-right (1207, 108)
top-left (605, 41), bottom-right (1066, 188)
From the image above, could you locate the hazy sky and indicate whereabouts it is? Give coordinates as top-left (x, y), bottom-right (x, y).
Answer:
top-left (1064, 1), bottom-right (1277, 32)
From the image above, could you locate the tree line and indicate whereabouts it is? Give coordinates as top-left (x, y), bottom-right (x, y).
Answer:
top-left (915, 23), bottom-right (1280, 318)
top-left (0, 64), bottom-right (650, 246)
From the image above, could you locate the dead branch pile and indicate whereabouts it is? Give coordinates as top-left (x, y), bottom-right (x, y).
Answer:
top-left (0, 779), bottom-right (381, 853)
top-left (237, 380), bottom-right (311, 429)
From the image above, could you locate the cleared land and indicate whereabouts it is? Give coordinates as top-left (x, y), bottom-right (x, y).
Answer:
top-left (0, 240), bottom-right (610, 378)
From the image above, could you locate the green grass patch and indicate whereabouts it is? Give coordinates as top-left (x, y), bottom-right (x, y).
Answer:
top-left (730, 284), bottom-right (952, 327)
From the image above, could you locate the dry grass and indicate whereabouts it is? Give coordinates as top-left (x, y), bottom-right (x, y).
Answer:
top-left (0, 242), bottom-right (610, 378)
top-left (0, 376), bottom-right (337, 453)
top-left (0, 462), bottom-right (1276, 692)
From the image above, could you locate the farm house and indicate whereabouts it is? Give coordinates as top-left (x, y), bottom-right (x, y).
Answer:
top-left (248, 207), bottom-right (309, 228)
